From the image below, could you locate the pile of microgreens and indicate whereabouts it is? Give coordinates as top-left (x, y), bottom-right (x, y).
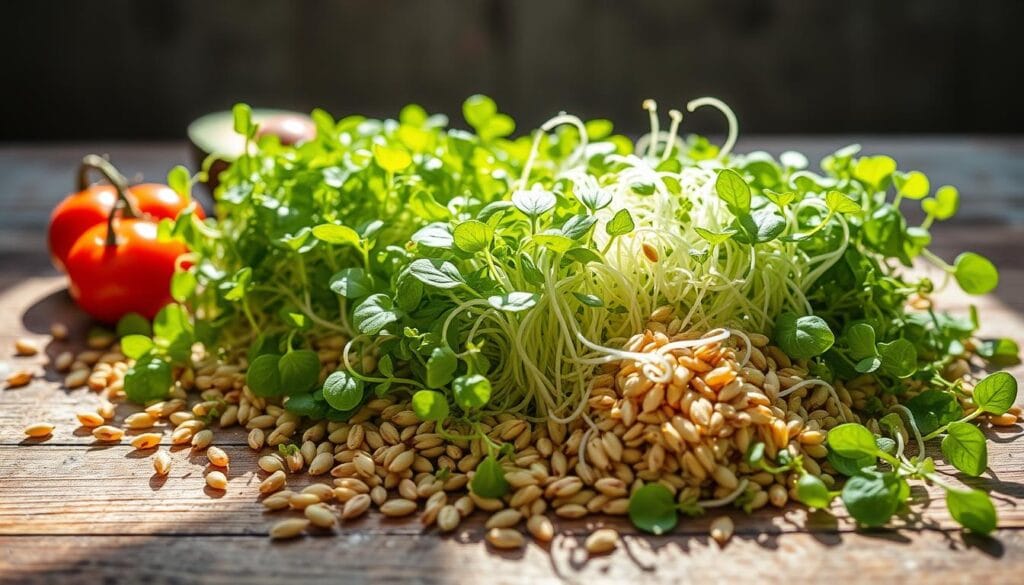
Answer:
top-left (114, 96), bottom-right (1017, 535)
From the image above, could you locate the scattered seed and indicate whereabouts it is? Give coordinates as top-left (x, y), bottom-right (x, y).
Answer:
top-left (486, 509), bottom-right (523, 529)
top-left (527, 515), bottom-right (554, 542)
top-left (710, 516), bottom-right (734, 545)
top-left (304, 503), bottom-right (337, 528)
top-left (14, 338), bottom-right (39, 356)
top-left (259, 470), bottom-right (287, 494)
top-left (206, 471), bottom-right (228, 490)
top-left (207, 446), bottom-right (229, 467)
top-left (585, 528), bottom-right (619, 555)
top-left (92, 425), bottom-right (124, 442)
top-left (341, 494), bottom-right (372, 520)
top-left (5, 370), bottom-right (33, 388)
top-left (270, 518), bottom-right (308, 540)
top-left (131, 433), bottom-right (162, 450)
top-left (380, 498), bottom-right (418, 517)
top-left (486, 528), bottom-right (525, 549)
top-left (23, 422), bottom-right (54, 437)
top-left (437, 505), bottom-right (460, 532)
top-left (153, 450), bottom-right (172, 475)
top-left (75, 412), bottom-right (104, 427)
top-left (191, 429), bottom-right (214, 450)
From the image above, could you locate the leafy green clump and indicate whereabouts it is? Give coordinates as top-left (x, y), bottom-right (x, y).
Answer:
top-left (112, 96), bottom-right (1017, 536)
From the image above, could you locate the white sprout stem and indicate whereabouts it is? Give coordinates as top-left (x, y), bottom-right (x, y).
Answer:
top-left (686, 97), bottom-right (738, 160)
top-left (660, 109), bottom-right (683, 162)
top-left (519, 113), bottom-right (590, 189)
top-left (728, 328), bottom-right (753, 367)
top-left (643, 99), bottom-right (660, 158)
top-left (891, 404), bottom-right (926, 458)
top-left (699, 479), bottom-right (750, 508)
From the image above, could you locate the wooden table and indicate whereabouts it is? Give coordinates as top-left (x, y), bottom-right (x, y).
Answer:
top-left (1, 140), bottom-right (1022, 584)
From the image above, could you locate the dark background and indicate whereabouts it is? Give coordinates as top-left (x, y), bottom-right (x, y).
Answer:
top-left (6, 0), bottom-right (1023, 140)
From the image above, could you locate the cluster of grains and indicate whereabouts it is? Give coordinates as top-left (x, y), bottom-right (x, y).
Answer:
top-left (585, 318), bottom-right (850, 511)
top-left (12, 311), bottom-right (1018, 552)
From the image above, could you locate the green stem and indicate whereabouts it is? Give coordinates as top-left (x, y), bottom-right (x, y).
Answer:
top-left (80, 155), bottom-right (139, 246)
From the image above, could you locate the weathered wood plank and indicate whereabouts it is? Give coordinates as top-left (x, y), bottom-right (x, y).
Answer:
top-left (1, 434), bottom-right (1022, 537)
top-left (0, 530), bottom-right (1021, 585)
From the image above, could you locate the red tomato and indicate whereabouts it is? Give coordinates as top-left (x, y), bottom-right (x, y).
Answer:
top-left (64, 218), bottom-right (187, 323)
top-left (49, 183), bottom-right (205, 271)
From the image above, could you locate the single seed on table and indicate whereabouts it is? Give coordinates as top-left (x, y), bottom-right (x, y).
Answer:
top-left (248, 428), bottom-right (265, 450)
top-left (710, 516), bottom-right (734, 545)
top-left (207, 446), bottom-right (229, 467)
top-left (304, 503), bottom-right (337, 528)
top-left (191, 429), bottom-right (214, 450)
top-left (92, 425), bottom-right (124, 442)
top-left (991, 412), bottom-right (1018, 426)
top-left (302, 484), bottom-right (335, 501)
top-left (486, 528), bottom-right (525, 550)
top-left (23, 422), bottom-right (54, 437)
top-left (527, 515), bottom-right (554, 542)
top-left (270, 518), bottom-right (308, 540)
top-left (76, 412), bottom-right (104, 428)
top-left (5, 370), bottom-right (33, 388)
top-left (354, 452), bottom-right (376, 478)
top-left (308, 452), bottom-right (334, 476)
top-left (64, 369), bottom-right (89, 389)
top-left (380, 498), bottom-right (418, 517)
top-left (436, 505), bottom-right (460, 532)
top-left (485, 509), bottom-right (523, 529)
top-left (341, 494), bottom-right (372, 520)
top-left (289, 493), bottom-right (321, 510)
top-left (131, 433), bottom-right (162, 450)
top-left (50, 322), bottom-right (69, 340)
top-left (206, 471), bottom-right (228, 490)
top-left (262, 493), bottom-right (291, 511)
top-left (259, 470), bottom-right (287, 494)
top-left (54, 351), bottom-right (74, 372)
top-left (585, 528), bottom-right (619, 555)
top-left (153, 450), bottom-right (171, 476)
top-left (14, 338), bottom-right (39, 356)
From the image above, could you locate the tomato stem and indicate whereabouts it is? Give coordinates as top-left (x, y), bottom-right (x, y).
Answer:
top-left (79, 155), bottom-right (138, 246)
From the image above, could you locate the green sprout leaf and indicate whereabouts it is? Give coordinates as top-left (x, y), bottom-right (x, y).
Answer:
top-left (764, 189), bottom-right (795, 209)
top-left (329, 268), bottom-right (374, 299)
top-left (453, 374), bottom-right (492, 410)
top-left (470, 455), bottom-right (509, 499)
top-left (279, 350), bottom-right (320, 394)
top-left (121, 335), bottom-right (154, 360)
top-left (941, 422), bottom-right (988, 477)
top-left (511, 189), bottom-right (556, 217)
top-left (695, 226), bottom-right (738, 245)
top-left (774, 313), bottom-right (835, 359)
top-left (954, 252), bottom-right (999, 295)
top-left (123, 355), bottom-right (172, 404)
top-left (116, 312), bottom-right (151, 338)
top-left (905, 390), bottom-right (964, 435)
top-left (372, 143), bottom-right (412, 173)
top-left (312, 223), bottom-right (361, 247)
top-left (247, 354), bottom-right (283, 397)
top-left (352, 294), bottom-right (401, 335)
top-left (487, 292), bottom-right (539, 312)
top-left (323, 370), bottom-right (364, 411)
top-left (827, 423), bottom-right (880, 459)
top-left (972, 372), bottom-right (1018, 416)
top-left (795, 474), bottom-right (834, 509)
top-left (412, 390), bottom-right (449, 422)
top-left (426, 346), bottom-right (458, 389)
top-left (921, 185), bottom-right (959, 221)
top-left (408, 259), bottom-right (465, 289)
top-left (841, 470), bottom-right (904, 527)
top-left (715, 168), bottom-right (751, 213)
top-left (825, 190), bottom-right (861, 215)
top-left (894, 170), bottom-right (930, 199)
top-left (946, 488), bottom-right (997, 535)
top-left (877, 339), bottom-right (917, 378)
top-left (605, 209), bottom-right (635, 237)
top-left (853, 155), bottom-right (896, 189)
top-left (628, 483), bottom-right (678, 535)
top-left (453, 220), bottom-right (494, 254)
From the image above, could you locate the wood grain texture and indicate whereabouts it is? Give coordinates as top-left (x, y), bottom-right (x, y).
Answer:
top-left (0, 531), bottom-right (1021, 585)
